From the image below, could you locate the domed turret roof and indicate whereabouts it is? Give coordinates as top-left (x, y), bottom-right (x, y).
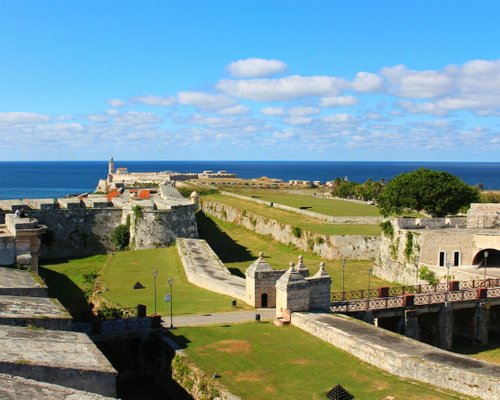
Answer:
top-left (246, 252), bottom-right (274, 278)
top-left (312, 262), bottom-right (331, 279)
top-left (276, 262), bottom-right (307, 289)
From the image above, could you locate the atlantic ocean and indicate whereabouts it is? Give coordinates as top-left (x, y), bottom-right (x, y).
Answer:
top-left (0, 161), bottom-right (499, 200)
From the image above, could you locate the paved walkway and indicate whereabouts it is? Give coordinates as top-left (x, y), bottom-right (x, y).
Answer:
top-left (161, 308), bottom-right (276, 327)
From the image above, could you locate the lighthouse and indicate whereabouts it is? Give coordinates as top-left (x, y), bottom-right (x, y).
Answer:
top-left (108, 157), bottom-right (115, 181)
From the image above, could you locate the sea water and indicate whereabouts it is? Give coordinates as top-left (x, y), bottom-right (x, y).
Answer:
top-left (0, 161), bottom-right (499, 200)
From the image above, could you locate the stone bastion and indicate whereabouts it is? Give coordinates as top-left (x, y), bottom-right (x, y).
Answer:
top-left (0, 192), bottom-right (198, 265)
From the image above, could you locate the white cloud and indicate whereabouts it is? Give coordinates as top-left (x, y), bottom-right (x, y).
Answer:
top-left (130, 95), bottom-right (175, 107)
top-left (365, 112), bottom-right (386, 121)
top-left (226, 58), bottom-right (287, 78)
top-left (108, 99), bottom-right (126, 108)
top-left (177, 91), bottom-right (235, 110)
top-left (381, 64), bottom-right (454, 98)
top-left (112, 111), bottom-right (163, 125)
top-left (351, 72), bottom-right (382, 92)
top-left (216, 75), bottom-right (346, 101)
top-left (322, 113), bottom-right (353, 124)
top-left (288, 106), bottom-right (320, 117)
top-left (216, 105), bottom-right (250, 116)
top-left (260, 107), bottom-right (284, 116)
top-left (320, 96), bottom-right (358, 107)
top-left (0, 112), bottom-right (50, 123)
top-left (283, 117), bottom-right (312, 125)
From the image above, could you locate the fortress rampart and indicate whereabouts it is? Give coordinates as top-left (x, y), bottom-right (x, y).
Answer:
top-left (0, 196), bottom-right (198, 261)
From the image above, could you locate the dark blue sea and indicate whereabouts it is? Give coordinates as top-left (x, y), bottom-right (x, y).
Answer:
top-left (0, 161), bottom-right (499, 200)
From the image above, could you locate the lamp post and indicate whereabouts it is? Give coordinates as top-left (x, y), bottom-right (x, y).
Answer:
top-left (484, 251), bottom-right (489, 281)
top-left (168, 277), bottom-right (174, 329)
top-left (367, 268), bottom-right (373, 307)
top-left (341, 259), bottom-right (347, 301)
top-left (415, 255), bottom-right (420, 286)
top-left (152, 269), bottom-right (158, 315)
top-left (446, 261), bottom-right (452, 290)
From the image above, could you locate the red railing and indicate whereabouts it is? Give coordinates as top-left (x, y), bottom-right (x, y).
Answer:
top-left (330, 286), bottom-right (500, 313)
top-left (330, 279), bottom-right (500, 302)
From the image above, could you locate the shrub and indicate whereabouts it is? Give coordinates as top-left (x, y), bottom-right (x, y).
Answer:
top-left (380, 220), bottom-right (394, 239)
top-left (404, 231), bottom-right (414, 260)
top-left (291, 226), bottom-right (302, 238)
top-left (82, 271), bottom-right (99, 285)
top-left (111, 224), bottom-right (130, 250)
top-left (419, 266), bottom-right (438, 284)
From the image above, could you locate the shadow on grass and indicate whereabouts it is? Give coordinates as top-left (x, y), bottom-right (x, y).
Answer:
top-left (165, 332), bottom-right (191, 350)
top-left (196, 212), bottom-right (254, 265)
top-left (39, 266), bottom-right (90, 320)
top-left (452, 336), bottom-right (500, 356)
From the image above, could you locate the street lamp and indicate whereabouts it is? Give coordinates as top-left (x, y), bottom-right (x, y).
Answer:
top-left (152, 269), bottom-right (158, 315)
top-left (168, 277), bottom-right (174, 329)
top-left (341, 259), bottom-right (347, 301)
top-left (484, 251), bottom-right (489, 281)
top-left (446, 261), bottom-right (452, 290)
top-left (367, 268), bottom-right (373, 307)
top-left (415, 255), bottom-right (420, 285)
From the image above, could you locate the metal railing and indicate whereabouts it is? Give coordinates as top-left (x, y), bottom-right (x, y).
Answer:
top-left (330, 279), bottom-right (500, 302)
top-left (330, 286), bottom-right (500, 313)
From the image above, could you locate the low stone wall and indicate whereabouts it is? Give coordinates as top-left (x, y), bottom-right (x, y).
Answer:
top-left (162, 335), bottom-right (240, 400)
top-left (177, 238), bottom-right (247, 302)
top-left (221, 191), bottom-right (382, 225)
top-left (292, 312), bottom-right (500, 400)
top-left (0, 235), bottom-right (15, 266)
top-left (201, 199), bottom-right (380, 260)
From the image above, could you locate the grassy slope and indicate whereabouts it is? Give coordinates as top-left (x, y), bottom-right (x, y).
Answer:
top-left (197, 212), bottom-right (392, 291)
top-left (40, 255), bottom-right (108, 317)
top-left (41, 247), bottom-right (249, 317)
top-left (203, 193), bottom-right (381, 236)
top-left (227, 188), bottom-right (382, 216)
top-left (171, 322), bottom-right (470, 400)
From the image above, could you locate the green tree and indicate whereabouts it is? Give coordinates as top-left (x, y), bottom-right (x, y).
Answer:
top-left (378, 168), bottom-right (480, 217)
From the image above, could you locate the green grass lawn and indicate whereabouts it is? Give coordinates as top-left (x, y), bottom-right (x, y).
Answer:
top-left (226, 188), bottom-right (382, 216)
top-left (197, 212), bottom-right (393, 292)
top-left (40, 255), bottom-right (108, 317)
top-left (40, 247), bottom-right (249, 318)
top-left (170, 322), bottom-right (470, 400)
top-left (203, 193), bottom-right (381, 236)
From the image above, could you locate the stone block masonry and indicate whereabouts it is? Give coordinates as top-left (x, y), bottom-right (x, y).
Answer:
top-left (0, 373), bottom-right (115, 400)
top-left (292, 312), bottom-right (500, 400)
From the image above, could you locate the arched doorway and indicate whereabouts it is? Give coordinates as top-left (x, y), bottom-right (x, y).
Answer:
top-left (261, 293), bottom-right (268, 308)
top-left (472, 248), bottom-right (500, 268)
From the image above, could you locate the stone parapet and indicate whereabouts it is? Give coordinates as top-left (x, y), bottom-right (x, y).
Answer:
top-left (0, 373), bottom-right (115, 400)
top-left (0, 325), bottom-right (117, 397)
top-left (177, 238), bottom-right (247, 302)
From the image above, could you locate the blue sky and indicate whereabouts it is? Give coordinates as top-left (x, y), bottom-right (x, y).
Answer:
top-left (1, 1), bottom-right (499, 161)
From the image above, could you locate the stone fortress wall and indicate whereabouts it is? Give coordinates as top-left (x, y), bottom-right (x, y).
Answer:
top-left (0, 195), bottom-right (198, 262)
top-left (220, 191), bottom-right (382, 225)
top-left (201, 198), bottom-right (380, 260)
top-left (375, 203), bottom-right (500, 284)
